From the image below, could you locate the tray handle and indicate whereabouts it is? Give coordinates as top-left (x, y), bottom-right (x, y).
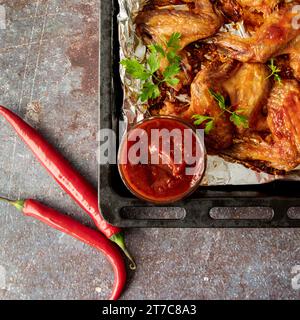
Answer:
top-left (112, 198), bottom-right (300, 228)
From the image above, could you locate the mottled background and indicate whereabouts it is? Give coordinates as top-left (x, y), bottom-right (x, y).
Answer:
top-left (0, 0), bottom-right (299, 300)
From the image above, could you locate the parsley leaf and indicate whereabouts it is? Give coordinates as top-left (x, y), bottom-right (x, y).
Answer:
top-left (120, 33), bottom-right (182, 103)
top-left (205, 120), bottom-right (215, 134)
top-left (274, 73), bottom-right (281, 83)
top-left (165, 77), bottom-right (180, 86)
top-left (167, 32), bottom-right (181, 51)
top-left (230, 112), bottom-right (249, 128)
top-left (193, 89), bottom-right (249, 134)
top-left (148, 44), bottom-right (165, 57)
top-left (120, 59), bottom-right (149, 81)
top-left (267, 58), bottom-right (281, 83)
top-left (140, 82), bottom-right (160, 102)
top-left (167, 51), bottom-right (181, 65)
top-left (192, 115), bottom-right (213, 125)
top-left (148, 51), bottom-right (161, 73)
top-left (163, 40), bottom-right (181, 85)
top-left (192, 115), bottom-right (215, 134)
top-left (163, 63), bottom-right (181, 79)
top-left (208, 89), bottom-right (226, 110)
top-left (209, 89), bottom-right (249, 129)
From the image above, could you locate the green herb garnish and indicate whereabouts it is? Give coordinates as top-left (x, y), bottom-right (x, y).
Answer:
top-left (193, 89), bottom-right (249, 134)
top-left (192, 115), bottom-right (215, 134)
top-left (266, 58), bottom-right (281, 83)
top-left (208, 89), bottom-right (227, 110)
top-left (120, 33), bottom-right (182, 103)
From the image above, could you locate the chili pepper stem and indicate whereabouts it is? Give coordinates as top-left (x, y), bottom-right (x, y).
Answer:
top-left (110, 233), bottom-right (136, 270)
top-left (0, 196), bottom-right (136, 270)
top-left (0, 197), bottom-right (25, 211)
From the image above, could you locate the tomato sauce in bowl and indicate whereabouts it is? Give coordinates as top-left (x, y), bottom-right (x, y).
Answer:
top-left (118, 116), bottom-right (206, 204)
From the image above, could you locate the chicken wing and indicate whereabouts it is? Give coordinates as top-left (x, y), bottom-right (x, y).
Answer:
top-left (136, 0), bottom-right (223, 49)
top-left (223, 80), bottom-right (300, 172)
top-left (280, 35), bottom-right (300, 81)
top-left (236, 0), bottom-right (281, 15)
top-left (182, 60), bottom-right (240, 150)
top-left (157, 61), bottom-right (271, 148)
top-left (215, 3), bottom-right (300, 63)
top-left (217, 0), bottom-right (243, 23)
top-left (222, 63), bottom-right (271, 131)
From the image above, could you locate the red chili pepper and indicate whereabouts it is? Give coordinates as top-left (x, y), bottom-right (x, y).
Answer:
top-left (0, 106), bottom-right (136, 270)
top-left (0, 197), bottom-right (126, 300)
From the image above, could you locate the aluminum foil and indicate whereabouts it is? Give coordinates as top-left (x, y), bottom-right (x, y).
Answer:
top-left (117, 0), bottom-right (290, 186)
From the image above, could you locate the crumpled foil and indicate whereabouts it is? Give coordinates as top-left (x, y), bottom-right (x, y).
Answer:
top-left (117, 0), bottom-right (296, 186)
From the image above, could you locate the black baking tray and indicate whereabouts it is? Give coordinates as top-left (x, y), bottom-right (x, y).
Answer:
top-left (99, 0), bottom-right (300, 228)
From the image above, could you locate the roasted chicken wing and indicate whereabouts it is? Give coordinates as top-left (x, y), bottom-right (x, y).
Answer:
top-left (215, 3), bottom-right (300, 63)
top-left (183, 60), bottom-right (240, 150)
top-left (236, 0), bottom-right (281, 15)
top-left (223, 81), bottom-right (300, 172)
top-left (217, 0), bottom-right (243, 23)
top-left (222, 63), bottom-right (271, 131)
top-left (280, 35), bottom-right (300, 81)
top-left (136, 0), bottom-right (223, 49)
top-left (157, 61), bottom-right (271, 148)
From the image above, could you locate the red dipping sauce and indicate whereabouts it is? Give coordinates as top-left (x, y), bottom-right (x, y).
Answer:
top-left (118, 116), bottom-right (206, 204)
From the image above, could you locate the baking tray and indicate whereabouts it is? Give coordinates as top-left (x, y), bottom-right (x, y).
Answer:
top-left (99, 0), bottom-right (300, 228)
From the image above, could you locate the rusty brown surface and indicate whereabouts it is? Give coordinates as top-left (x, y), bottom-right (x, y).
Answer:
top-left (0, 0), bottom-right (299, 300)
top-left (67, 3), bottom-right (98, 95)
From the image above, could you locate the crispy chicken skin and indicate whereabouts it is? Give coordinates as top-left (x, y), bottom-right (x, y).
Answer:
top-left (236, 0), bottom-right (281, 14)
top-left (280, 35), bottom-right (300, 81)
top-left (215, 3), bottom-right (300, 63)
top-left (222, 63), bottom-right (271, 131)
top-left (135, 0), bottom-right (223, 49)
top-left (223, 81), bottom-right (300, 172)
top-left (183, 60), bottom-right (240, 150)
